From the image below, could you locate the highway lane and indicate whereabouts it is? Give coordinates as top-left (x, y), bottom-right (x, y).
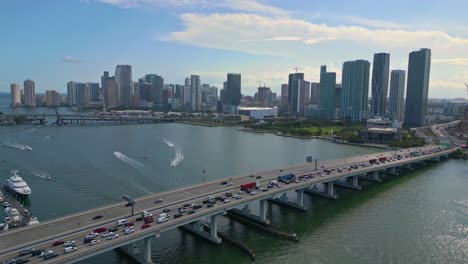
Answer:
top-left (0, 146), bottom-right (454, 263)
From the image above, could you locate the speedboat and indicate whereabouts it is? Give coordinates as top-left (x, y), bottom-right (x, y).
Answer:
top-left (5, 170), bottom-right (31, 196)
top-left (2, 202), bottom-right (9, 208)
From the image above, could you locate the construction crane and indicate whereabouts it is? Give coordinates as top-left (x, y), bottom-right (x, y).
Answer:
top-left (257, 81), bottom-right (263, 88)
top-left (293, 66), bottom-right (303, 74)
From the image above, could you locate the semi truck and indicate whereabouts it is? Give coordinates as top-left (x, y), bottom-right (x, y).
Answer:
top-left (277, 174), bottom-right (295, 183)
top-left (240, 182), bottom-right (258, 191)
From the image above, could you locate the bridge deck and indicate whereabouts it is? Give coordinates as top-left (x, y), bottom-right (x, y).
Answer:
top-left (0, 145), bottom-right (455, 264)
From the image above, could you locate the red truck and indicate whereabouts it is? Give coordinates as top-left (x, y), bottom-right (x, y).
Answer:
top-left (240, 182), bottom-right (257, 191)
top-left (379, 157), bottom-right (387, 162)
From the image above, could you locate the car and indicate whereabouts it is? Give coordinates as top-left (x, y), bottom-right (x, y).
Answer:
top-left (250, 191), bottom-right (257, 195)
top-left (85, 232), bottom-right (98, 239)
top-left (39, 250), bottom-right (54, 257)
top-left (178, 208), bottom-right (186, 213)
top-left (226, 182), bottom-right (233, 186)
top-left (235, 195), bottom-right (243, 199)
top-left (64, 241), bottom-right (76, 247)
top-left (102, 232), bottom-right (114, 238)
top-left (183, 203), bottom-right (191, 207)
top-left (52, 241), bottom-right (64, 247)
top-left (207, 203), bottom-right (214, 208)
top-left (64, 246), bottom-right (77, 254)
top-left (92, 215), bottom-right (103, 220)
top-left (206, 196), bottom-right (214, 199)
top-left (1, 259), bottom-right (16, 264)
top-left (225, 192), bottom-right (233, 197)
top-left (193, 204), bottom-right (202, 209)
top-left (154, 199), bottom-right (163, 203)
top-left (125, 222), bottom-right (134, 227)
top-left (223, 199), bottom-right (230, 203)
top-left (124, 227), bottom-right (135, 235)
top-left (187, 210), bottom-right (195, 214)
top-left (19, 247), bottom-right (34, 256)
top-left (93, 227), bottom-right (107, 233)
top-left (136, 217), bottom-right (144, 222)
top-left (15, 259), bottom-right (29, 264)
top-left (89, 240), bottom-right (100, 246)
top-left (220, 181), bottom-right (228, 185)
top-left (141, 224), bottom-right (151, 229)
top-left (249, 174), bottom-right (255, 178)
top-left (262, 189), bottom-right (269, 192)
top-left (84, 237), bottom-right (94, 244)
top-left (144, 217), bottom-right (154, 224)
top-left (107, 234), bottom-right (119, 240)
top-left (108, 227), bottom-right (118, 232)
top-left (255, 175), bottom-right (262, 179)
top-left (43, 252), bottom-right (59, 260)
top-left (174, 213), bottom-right (183, 218)
top-left (238, 190), bottom-right (244, 194)
top-left (31, 249), bottom-right (44, 256)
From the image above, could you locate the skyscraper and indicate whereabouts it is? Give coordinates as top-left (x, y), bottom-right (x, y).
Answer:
top-left (404, 48), bottom-right (431, 127)
top-left (222, 73), bottom-right (241, 113)
top-left (101, 71), bottom-right (118, 108)
top-left (341, 60), bottom-right (370, 121)
top-left (10, 83), bottom-right (21, 106)
top-left (281, 84), bottom-right (288, 110)
top-left (115, 65), bottom-right (133, 107)
top-left (45, 90), bottom-right (60, 107)
top-left (145, 74), bottom-right (164, 107)
top-left (371, 53), bottom-right (390, 117)
top-left (319, 66), bottom-right (337, 119)
top-left (87, 83), bottom-right (100, 102)
top-left (23, 79), bottom-right (36, 107)
top-left (288, 73), bottom-right (304, 112)
top-left (190, 75), bottom-right (201, 111)
top-left (291, 79), bottom-right (310, 115)
top-left (310, 82), bottom-right (320, 105)
top-left (388, 70), bottom-right (406, 121)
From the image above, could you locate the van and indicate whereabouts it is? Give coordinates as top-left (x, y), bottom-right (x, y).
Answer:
top-left (158, 213), bottom-right (168, 219)
top-left (141, 211), bottom-right (152, 218)
top-left (116, 219), bottom-right (128, 226)
top-left (157, 217), bottom-right (168, 224)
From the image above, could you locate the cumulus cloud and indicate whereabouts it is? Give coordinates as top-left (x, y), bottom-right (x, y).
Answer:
top-left (62, 56), bottom-right (83, 63)
top-left (433, 58), bottom-right (468, 66)
top-left (341, 16), bottom-right (404, 29)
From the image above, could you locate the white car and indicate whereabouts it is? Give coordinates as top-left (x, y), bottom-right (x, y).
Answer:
top-left (89, 240), bottom-right (100, 246)
top-left (107, 234), bottom-right (119, 240)
top-left (235, 195), bottom-right (243, 200)
top-left (226, 182), bottom-right (233, 186)
top-left (238, 191), bottom-right (244, 194)
top-left (223, 199), bottom-right (230, 203)
top-left (85, 233), bottom-right (98, 239)
top-left (63, 241), bottom-right (76, 247)
top-left (64, 246), bottom-right (77, 254)
top-left (102, 232), bottom-right (114, 238)
top-left (250, 191), bottom-right (257, 195)
top-left (40, 250), bottom-right (54, 257)
top-left (206, 196), bottom-right (214, 199)
top-left (124, 227), bottom-right (134, 235)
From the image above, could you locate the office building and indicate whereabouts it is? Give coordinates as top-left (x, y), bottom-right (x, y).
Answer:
top-left (45, 90), bottom-right (60, 107)
top-left (101, 71), bottom-right (118, 108)
top-left (145, 74), bottom-right (164, 107)
top-left (288, 73), bottom-right (304, 112)
top-left (24, 79), bottom-right (36, 107)
top-left (388, 70), bottom-right (406, 121)
top-left (404, 48), bottom-right (431, 127)
top-left (190, 75), bottom-right (201, 111)
top-left (87, 83), bottom-right (100, 102)
top-left (226, 73), bottom-right (241, 105)
top-left (115, 65), bottom-right (133, 107)
top-left (319, 66), bottom-right (337, 119)
top-left (341, 60), bottom-right (370, 121)
top-left (310, 82), bottom-right (319, 105)
top-left (281, 84), bottom-right (288, 110)
top-left (291, 79), bottom-right (310, 115)
top-left (10, 83), bottom-right (21, 106)
top-left (371, 53), bottom-right (390, 117)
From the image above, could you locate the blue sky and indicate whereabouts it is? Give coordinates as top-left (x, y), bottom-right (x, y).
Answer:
top-left (0, 0), bottom-right (467, 98)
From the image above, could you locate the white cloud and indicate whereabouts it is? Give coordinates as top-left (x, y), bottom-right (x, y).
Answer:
top-left (341, 16), bottom-right (403, 29)
top-left (62, 56), bottom-right (83, 63)
top-left (433, 58), bottom-right (468, 66)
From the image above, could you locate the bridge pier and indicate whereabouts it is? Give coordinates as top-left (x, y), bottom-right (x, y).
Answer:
top-left (304, 182), bottom-right (337, 199)
top-left (181, 216), bottom-right (222, 244)
top-left (119, 237), bottom-right (155, 264)
top-left (269, 190), bottom-right (308, 211)
top-left (228, 200), bottom-right (271, 226)
top-left (359, 171), bottom-right (382, 182)
top-left (334, 175), bottom-right (361, 190)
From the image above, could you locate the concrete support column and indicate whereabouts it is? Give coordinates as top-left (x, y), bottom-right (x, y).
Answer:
top-left (327, 182), bottom-right (334, 196)
top-left (297, 189), bottom-right (304, 206)
top-left (193, 221), bottom-right (202, 232)
top-left (210, 215), bottom-right (218, 239)
top-left (242, 203), bottom-right (250, 213)
top-left (259, 199), bottom-right (267, 220)
top-left (352, 175), bottom-right (359, 187)
top-left (143, 237), bottom-right (152, 264)
top-left (372, 171), bottom-right (379, 180)
top-left (390, 167), bottom-right (396, 174)
top-left (280, 192), bottom-right (288, 201)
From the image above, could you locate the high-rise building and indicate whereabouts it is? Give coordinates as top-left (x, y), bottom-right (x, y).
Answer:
top-left (288, 73), bottom-right (304, 112)
top-left (404, 48), bottom-right (431, 127)
top-left (175, 84), bottom-right (184, 100)
top-left (145, 74), bottom-right (164, 107)
top-left (371, 53), bottom-right (390, 117)
top-left (87, 82), bottom-right (100, 102)
top-left (341, 60), bottom-right (370, 121)
top-left (281, 84), bottom-right (288, 110)
top-left (115, 65), bottom-right (133, 107)
top-left (45, 90), bottom-right (60, 107)
top-left (291, 79), bottom-right (310, 115)
top-left (319, 66), bottom-right (337, 119)
top-left (190, 75), bottom-right (201, 111)
top-left (256, 86), bottom-right (272, 107)
top-left (226, 73), bottom-right (241, 105)
top-left (67, 81), bottom-right (77, 106)
top-left (310, 82), bottom-right (320, 105)
top-left (185, 77), bottom-right (191, 87)
top-left (101, 71), bottom-right (118, 108)
top-left (23, 79), bottom-right (36, 107)
top-left (75, 82), bottom-right (89, 107)
top-left (10, 83), bottom-right (21, 106)
top-left (388, 70), bottom-right (406, 121)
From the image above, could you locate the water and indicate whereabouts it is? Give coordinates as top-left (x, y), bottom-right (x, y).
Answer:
top-left (1, 93), bottom-right (467, 264)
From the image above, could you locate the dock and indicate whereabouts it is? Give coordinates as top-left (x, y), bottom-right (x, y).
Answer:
top-left (1, 184), bottom-right (33, 229)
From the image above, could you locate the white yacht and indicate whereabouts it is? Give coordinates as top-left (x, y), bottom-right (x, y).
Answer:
top-left (5, 170), bottom-right (31, 196)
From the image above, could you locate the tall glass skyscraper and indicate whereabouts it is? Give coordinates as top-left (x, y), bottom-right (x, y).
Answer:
top-left (341, 60), bottom-right (370, 121)
top-left (388, 70), bottom-right (406, 121)
top-left (115, 65), bottom-right (133, 107)
top-left (319, 66), bottom-right (337, 119)
top-left (404, 49), bottom-right (431, 127)
top-left (371, 53), bottom-right (390, 117)
top-left (288, 73), bottom-right (304, 112)
top-left (190, 75), bottom-right (201, 111)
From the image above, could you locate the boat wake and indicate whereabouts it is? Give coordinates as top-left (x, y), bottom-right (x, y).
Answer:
top-left (22, 128), bottom-right (37, 134)
top-left (114, 151), bottom-right (145, 169)
top-left (162, 136), bottom-right (175, 148)
top-left (34, 136), bottom-right (51, 142)
top-left (31, 170), bottom-right (52, 180)
top-left (170, 146), bottom-right (184, 167)
top-left (2, 141), bottom-right (32, 151)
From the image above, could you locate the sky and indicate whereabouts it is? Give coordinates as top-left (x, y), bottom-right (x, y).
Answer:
top-left (0, 0), bottom-right (467, 98)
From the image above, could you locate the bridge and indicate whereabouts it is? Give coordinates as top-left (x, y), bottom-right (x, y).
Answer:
top-left (0, 145), bottom-right (457, 264)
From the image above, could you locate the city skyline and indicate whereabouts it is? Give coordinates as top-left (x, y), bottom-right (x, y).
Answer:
top-left (0, 0), bottom-right (467, 98)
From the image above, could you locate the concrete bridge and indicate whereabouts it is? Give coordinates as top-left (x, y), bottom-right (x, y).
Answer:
top-left (0, 145), bottom-right (457, 264)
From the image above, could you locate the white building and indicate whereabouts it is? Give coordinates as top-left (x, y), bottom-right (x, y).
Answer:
top-left (238, 107), bottom-right (278, 119)
top-left (10, 83), bottom-right (21, 106)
